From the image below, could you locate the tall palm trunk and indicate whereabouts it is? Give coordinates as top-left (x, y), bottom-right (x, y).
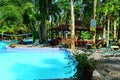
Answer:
top-left (93, 0), bottom-right (97, 19)
top-left (71, 0), bottom-right (75, 50)
top-left (103, 16), bottom-right (107, 46)
top-left (113, 0), bottom-right (117, 42)
top-left (118, 10), bottom-right (120, 40)
top-left (93, 0), bottom-right (97, 48)
top-left (107, 15), bottom-right (110, 47)
top-left (113, 19), bottom-right (116, 41)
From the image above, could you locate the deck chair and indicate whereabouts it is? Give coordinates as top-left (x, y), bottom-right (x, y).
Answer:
top-left (96, 40), bottom-right (102, 48)
top-left (92, 41), bottom-right (113, 52)
top-left (39, 40), bottom-right (50, 47)
top-left (10, 39), bottom-right (18, 44)
top-left (101, 49), bottom-right (120, 57)
top-left (98, 41), bottom-right (113, 52)
top-left (101, 41), bottom-right (118, 57)
top-left (33, 39), bottom-right (40, 46)
top-left (44, 40), bottom-right (50, 46)
top-left (28, 39), bottom-right (39, 47)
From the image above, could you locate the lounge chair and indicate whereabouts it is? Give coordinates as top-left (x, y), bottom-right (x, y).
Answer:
top-left (39, 40), bottom-right (50, 47)
top-left (101, 49), bottom-right (120, 57)
top-left (113, 50), bottom-right (120, 57)
top-left (28, 39), bottom-right (39, 47)
top-left (33, 39), bottom-right (40, 46)
top-left (17, 38), bottom-right (24, 44)
top-left (43, 40), bottom-right (50, 46)
top-left (94, 40), bottom-right (113, 52)
top-left (91, 41), bottom-right (113, 53)
top-left (101, 41), bottom-right (120, 57)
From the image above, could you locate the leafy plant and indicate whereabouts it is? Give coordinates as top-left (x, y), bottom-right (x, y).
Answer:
top-left (80, 31), bottom-right (91, 39)
top-left (66, 53), bottom-right (97, 80)
top-left (74, 53), bottom-right (96, 80)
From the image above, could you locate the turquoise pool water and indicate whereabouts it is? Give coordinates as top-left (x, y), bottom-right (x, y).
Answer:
top-left (0, 42), bottom-right (8, 49)
top-left (0, 43), bottom-right (76, 80)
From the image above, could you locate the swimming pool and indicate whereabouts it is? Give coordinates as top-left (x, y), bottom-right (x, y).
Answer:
top-left (0, 44), bottom-right (76, 80)
top-left (0, 42), bottom-right (8, 49)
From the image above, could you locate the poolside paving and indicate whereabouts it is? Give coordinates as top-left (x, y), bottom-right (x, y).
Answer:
top-left (69, 48), bottom-right (120, 80)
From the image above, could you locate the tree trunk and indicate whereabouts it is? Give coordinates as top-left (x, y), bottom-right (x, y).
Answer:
top-left (107, 16), bottom-right (110, 47)
top-left (113, 19), bottom-right (116, 42)
top-left (93, 0), bottom-right (97, 19)
top-left (103, 25), bottom-right (106, 46)
top-left (113, 0), bottom-right (117, 42)
top-left (92, 0), bottom-right (97, 48)
top-left (41, 0), bottom-right (48, 42)
top-left (71, 0), bottom-right (75, 50)
top-left (38, 23), bottom-right (42, 42)
top-left (118, 10), bottom-right (120, 40)
top-left (42, 20), bottom-right (47, 41)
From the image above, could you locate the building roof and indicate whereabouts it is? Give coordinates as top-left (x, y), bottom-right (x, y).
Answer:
top-left (51, 20), bottom-right (103, 31)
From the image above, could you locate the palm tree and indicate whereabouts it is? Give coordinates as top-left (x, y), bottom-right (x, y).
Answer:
top-left (92, 0), bottom-right (97, 48)
top-left (71, 0), bottom-right (75, 49)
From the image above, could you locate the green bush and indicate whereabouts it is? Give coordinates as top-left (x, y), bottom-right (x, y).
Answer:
top-left (80, 31), bottom-right (91, 40)
top-left (68, 53), bottom-right (97, 80)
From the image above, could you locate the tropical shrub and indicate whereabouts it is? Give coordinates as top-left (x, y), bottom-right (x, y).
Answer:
top-left (80, 31), bottom-right (91, 40)
top-left (67, 53), bottom-right (97, 80)
top-left (73, 53), bottom-right (96, 80)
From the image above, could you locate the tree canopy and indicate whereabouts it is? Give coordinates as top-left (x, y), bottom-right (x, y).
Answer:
top-left (0, 0), bottom-right (120, 43)
top-left (0, 0), bottom-right (34, 35)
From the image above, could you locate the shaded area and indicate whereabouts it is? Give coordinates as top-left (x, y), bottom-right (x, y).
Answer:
top-left (96, 57), bottom-right (120, 80)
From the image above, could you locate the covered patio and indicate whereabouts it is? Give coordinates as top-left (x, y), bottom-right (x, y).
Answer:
top-left (50, 20), bottom-right (103, 47)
